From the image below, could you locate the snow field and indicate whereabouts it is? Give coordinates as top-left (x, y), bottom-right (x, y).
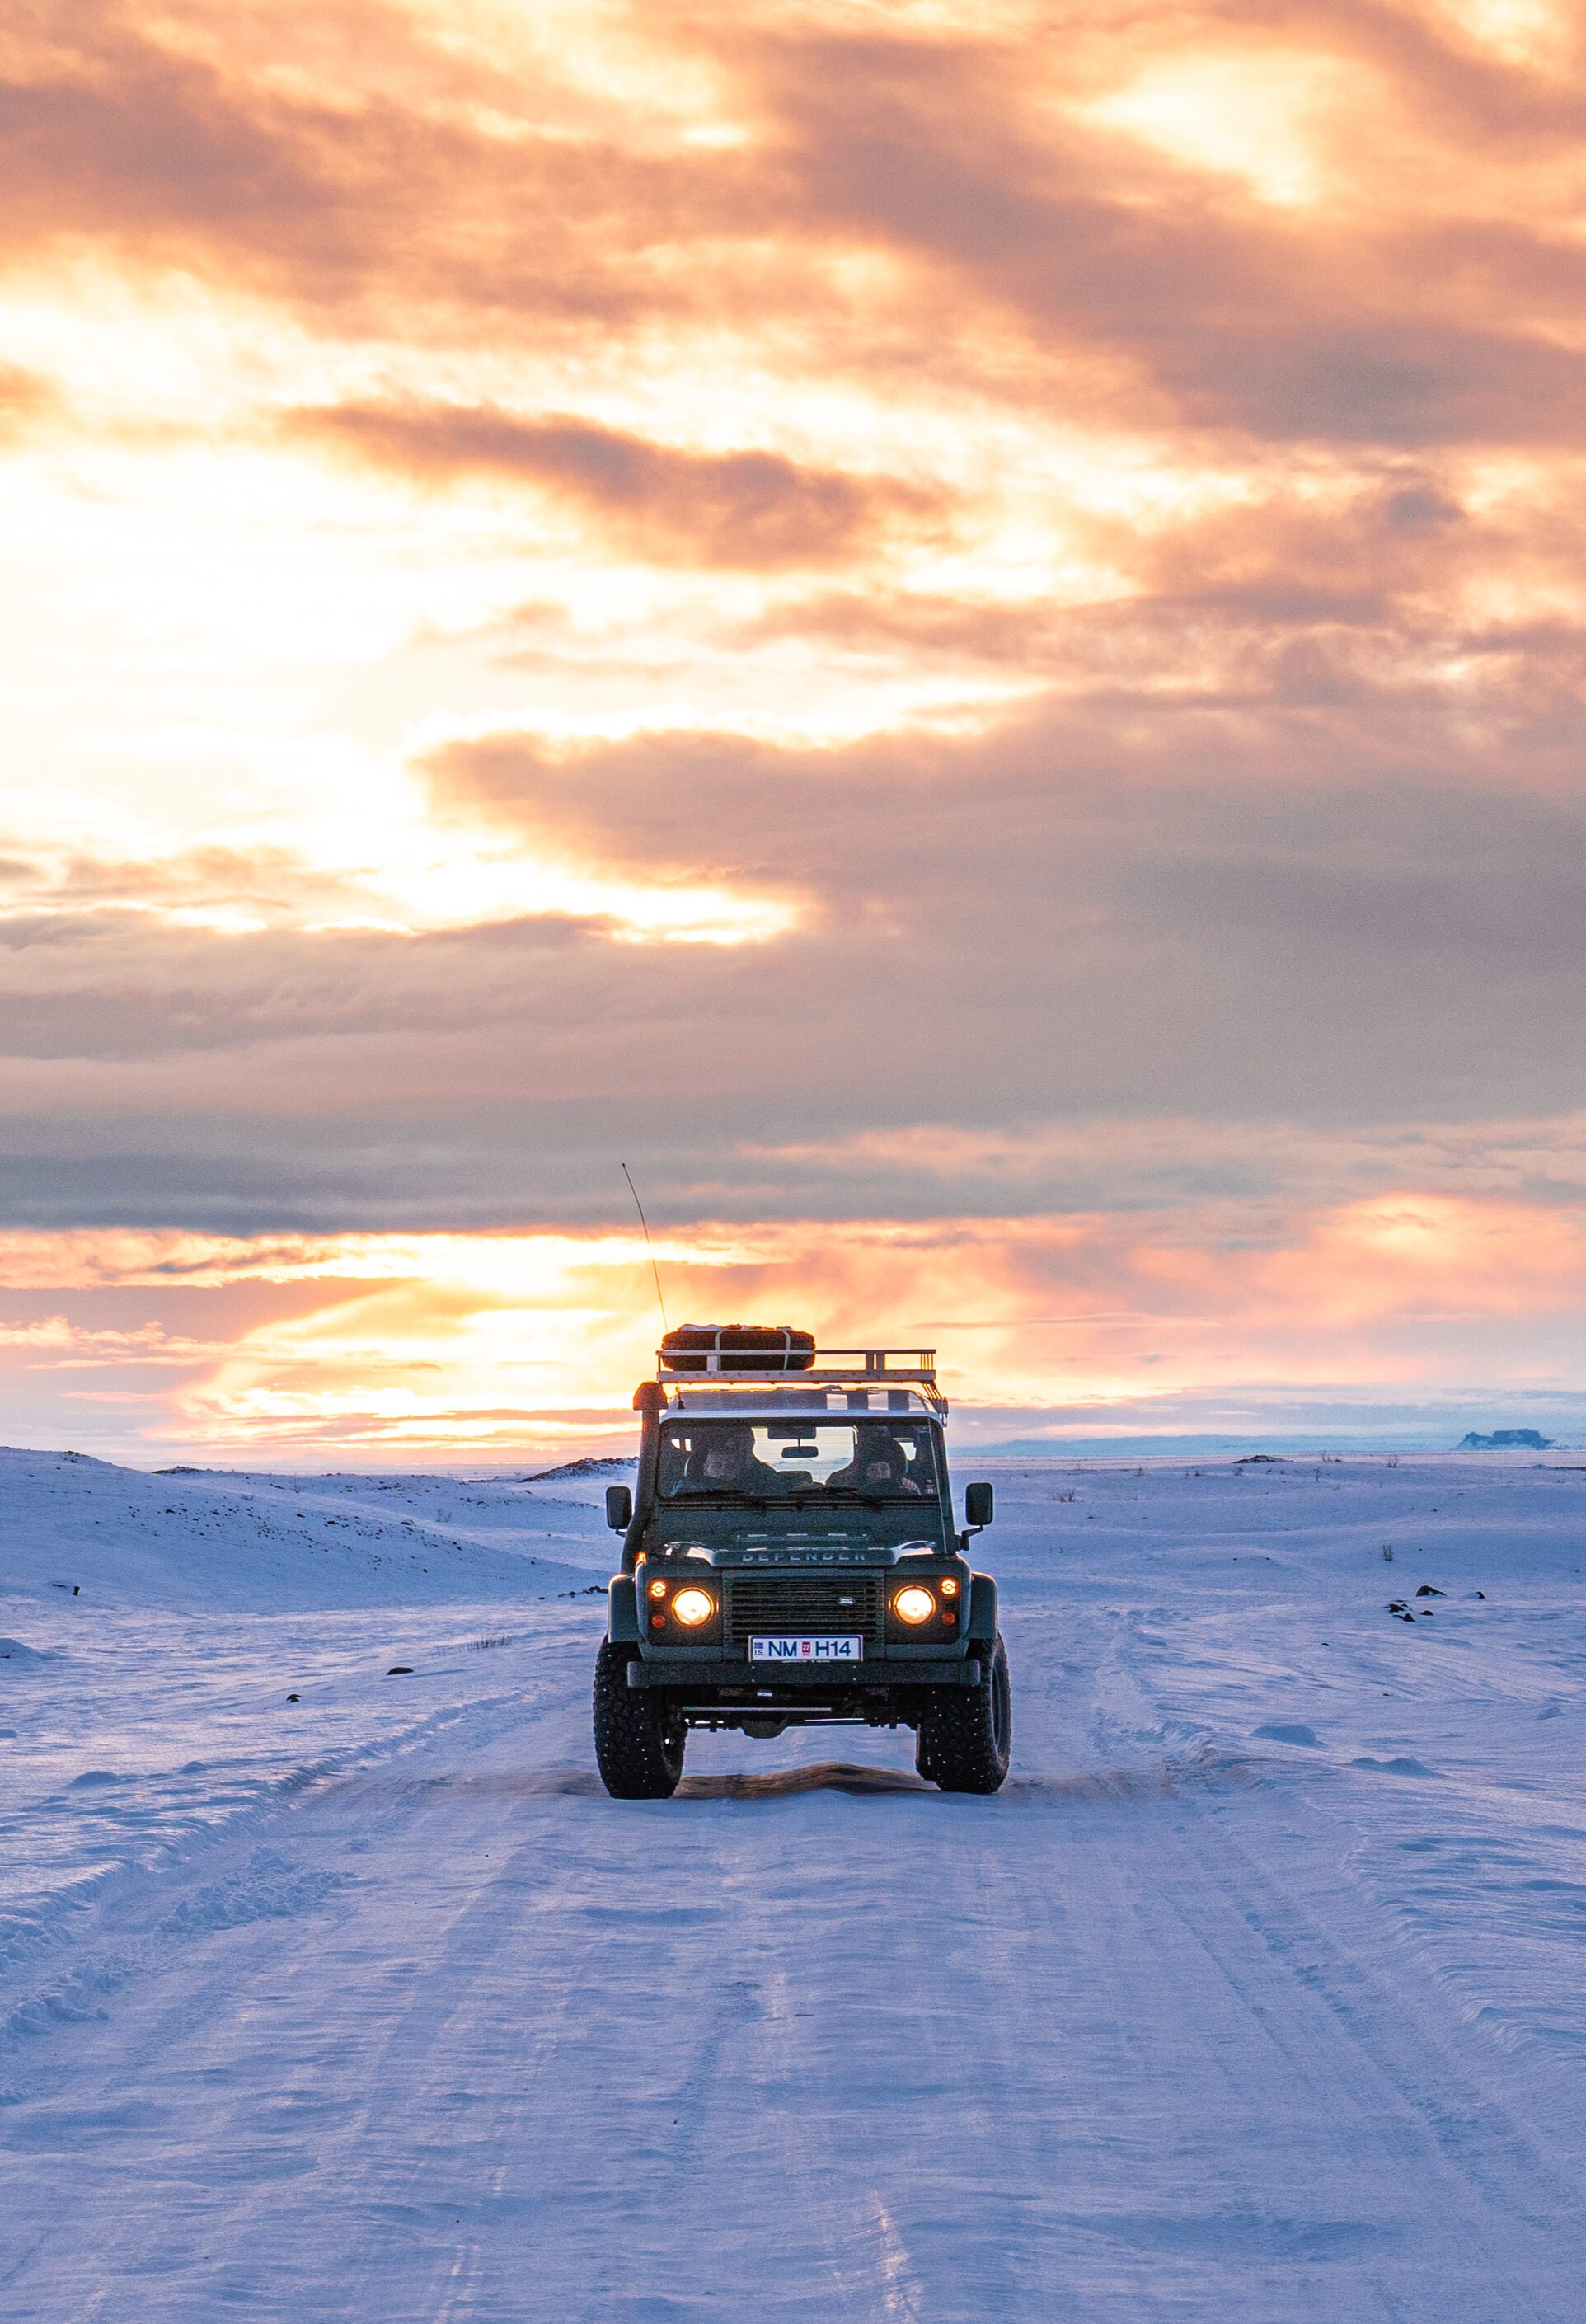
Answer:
top-left (2, 1448), bottom-right (1584, 2320)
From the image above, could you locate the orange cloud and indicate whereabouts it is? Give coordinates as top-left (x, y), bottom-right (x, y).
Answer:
top-left (287, 401), bottom-right (942, 570)
top-left (4, 1200), bottom-right (1584, 1462)
top-left (0, 363), bottom-right (56, 441)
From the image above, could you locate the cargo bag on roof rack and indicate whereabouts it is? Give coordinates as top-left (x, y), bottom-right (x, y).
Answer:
top-left (661, 1324), bottom-right (817, 1373)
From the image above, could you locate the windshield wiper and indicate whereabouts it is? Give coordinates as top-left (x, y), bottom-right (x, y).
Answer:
top-left (663, 1486), bottom-right (774, 1505)
top-left (824, 1487), bottom-right (928, 1505)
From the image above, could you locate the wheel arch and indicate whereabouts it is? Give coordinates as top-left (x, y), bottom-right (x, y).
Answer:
top-left (968, 1570), bottom-right (997, 1645)
top-left (608, 1573), bottom-right (640, 1644)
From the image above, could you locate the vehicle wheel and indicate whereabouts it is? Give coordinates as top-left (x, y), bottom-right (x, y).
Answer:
top-left (917, 1634), bottom-right (1010, 1794)
top-left (593, 1638), bottom-right (686, 1798)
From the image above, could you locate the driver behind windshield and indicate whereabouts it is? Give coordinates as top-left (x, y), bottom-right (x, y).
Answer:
top-left (828, 1425), bottom-right (925, 1497)
top-left (668, 1422), bottom-right (785, 1495)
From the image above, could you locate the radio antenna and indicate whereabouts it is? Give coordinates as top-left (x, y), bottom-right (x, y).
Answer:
top-left (622, 1162), bottom-right (669, 1337)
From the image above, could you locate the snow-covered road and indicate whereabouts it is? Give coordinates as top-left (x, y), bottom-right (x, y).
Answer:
top-left (3, 1448), bottom-right (1584, 2321)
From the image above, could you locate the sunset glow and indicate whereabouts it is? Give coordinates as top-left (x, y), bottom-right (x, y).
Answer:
top-left (4, 1), bottom-right (1586, 1460)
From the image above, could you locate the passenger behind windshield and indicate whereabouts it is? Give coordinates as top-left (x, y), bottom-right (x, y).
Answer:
top-left (663, 1420), bottom-right (786, 1497)
top-left (828, 1423), bottom-right (927, 1498)
top-left (659, 1419), bottom-right (936, 1500)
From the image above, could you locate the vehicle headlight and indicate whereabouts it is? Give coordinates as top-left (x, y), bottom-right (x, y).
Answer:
top-left (670, 1586), bottom-right (716, 1627)
top-left (893, 1585), bottom-right (936, 1625)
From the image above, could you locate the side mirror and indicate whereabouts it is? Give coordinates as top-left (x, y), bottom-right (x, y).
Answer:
top-left (605, 1484), bottom-right (633, 1533)
top-left (964, 1481), bottom-right (994, 1531)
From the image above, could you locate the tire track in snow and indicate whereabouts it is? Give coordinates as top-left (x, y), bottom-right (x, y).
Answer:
top-left (1162, 1801), bottom-right (1584, 2292)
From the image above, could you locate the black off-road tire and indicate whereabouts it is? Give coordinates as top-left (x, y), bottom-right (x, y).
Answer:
top-left (593, 1638), bottom-right (686, 1798)
top-left (917, 1634), bottom-right (1011, 1793)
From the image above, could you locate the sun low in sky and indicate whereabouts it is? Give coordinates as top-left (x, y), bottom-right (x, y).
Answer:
top-left (2, 0), bottom-right (1585, 1462)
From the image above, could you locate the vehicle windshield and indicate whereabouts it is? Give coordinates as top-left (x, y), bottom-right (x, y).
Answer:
top-left (658, 1419), bottom-right (940, 1502)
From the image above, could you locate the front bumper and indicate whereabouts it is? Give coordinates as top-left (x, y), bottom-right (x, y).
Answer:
top-left (628, 1655), bottom-right (981, 1688)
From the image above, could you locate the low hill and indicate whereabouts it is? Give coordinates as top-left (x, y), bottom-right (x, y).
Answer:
top-left (0, 1448), bottom-right (604, 1612)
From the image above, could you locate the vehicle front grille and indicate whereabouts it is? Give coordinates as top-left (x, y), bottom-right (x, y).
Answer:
top-left (725, 1575), bottom-right (884, 1650)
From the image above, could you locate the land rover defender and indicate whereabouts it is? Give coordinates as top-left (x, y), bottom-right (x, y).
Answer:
top-left (593, 1329), bottom-right (1010, 1798)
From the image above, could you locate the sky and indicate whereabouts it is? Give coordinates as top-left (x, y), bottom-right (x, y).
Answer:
top-left (3, 0), bottom-right (1586, 1466)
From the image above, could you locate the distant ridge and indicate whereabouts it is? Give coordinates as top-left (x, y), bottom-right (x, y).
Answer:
top-left (1455, 1428), bottom-right (1555, 1451)
top-left (520, 1456), bottom-right (636, 1481)
top-left (964, 1435), bottom-right (1429, 1458)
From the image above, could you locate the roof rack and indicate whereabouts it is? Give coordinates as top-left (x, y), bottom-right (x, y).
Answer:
top-left (656, 1345), bottom-right (935, 1383)
top-left (654, 1347), bottom-right (946, 1418)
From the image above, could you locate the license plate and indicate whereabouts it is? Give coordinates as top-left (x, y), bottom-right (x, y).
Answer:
top-left (748, 1635), bottom-right (864, 1663)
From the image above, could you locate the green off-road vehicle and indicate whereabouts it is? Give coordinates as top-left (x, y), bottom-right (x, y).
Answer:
top-left (593, 1328), bottom-right (1009, 1798)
